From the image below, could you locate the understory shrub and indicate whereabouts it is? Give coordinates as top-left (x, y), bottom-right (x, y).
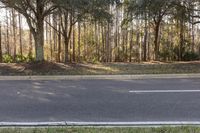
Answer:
top-left (3, 54), bottom-right (13, 63)
top-left (183, 52), bottom-right (199, 61)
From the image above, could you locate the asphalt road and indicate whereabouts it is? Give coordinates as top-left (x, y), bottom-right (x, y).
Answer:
top-left (0, 78), bottom-right (200, 124)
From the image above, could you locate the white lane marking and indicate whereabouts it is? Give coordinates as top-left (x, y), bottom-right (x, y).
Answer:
top-left (129, 90), bottom-right (200, 93)
top-left (1, 121), bottom-right (200, 126)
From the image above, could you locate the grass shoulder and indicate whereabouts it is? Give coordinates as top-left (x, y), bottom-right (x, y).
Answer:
top-left (0, 61), bottom-right (199, 76)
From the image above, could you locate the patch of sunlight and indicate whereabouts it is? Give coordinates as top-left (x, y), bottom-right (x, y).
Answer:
top-left (33, 86), bottom-right (41, 89)
top-left (33, 82), bottom-right (42, 85)
top-left (55, 63), bottom-right (73, 69)
top-left (89, 64), bottom-right (120, 73)
top-left (20, 94), bottom-right (51, 103)
top-left (33, 90), bottom-right (55, 96)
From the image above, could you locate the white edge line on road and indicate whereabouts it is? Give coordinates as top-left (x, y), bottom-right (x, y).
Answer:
top-left (1, 121), bottom-right (200, 127)
top-left (129, 90), bottom-right (200, 93)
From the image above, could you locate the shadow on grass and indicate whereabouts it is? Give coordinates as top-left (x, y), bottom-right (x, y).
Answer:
top-left (0, 61), bottom-right (199, 75)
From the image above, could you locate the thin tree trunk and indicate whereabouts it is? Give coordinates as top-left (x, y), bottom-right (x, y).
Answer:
top-left (58, 19), bottom-right (61, 62)
top-left (129, 24), bottom-right (133, 62)
top-left (0, 23), bottom-right (2, 63)
top-left (49, 15), bottom-right (53, 61)
top-left (78, 22), bottom-right (81, 62)
top-left (29, 31), bottom-right (33, 57)
top-left (115, 7), bottom-right (119, 62)
top-left (154, 21), bottom-right (161, 61)
top-left (18, 13), bottom-right (23, 58)
top-left (6, 10), bottom-right (10, 55)
top-left (136, 18), bottom-right (140, 62)
top-left (143, 13), bottom-right (148, 61)
top-left (101, 24), bottom-right (105, 62)
top-left (72, 25), bottom-right (76, 62)
top-left (95, 22), bottom-right (98, 59)
top-left (179, 16), bottom-right (184, 61)
top-left (53, 14), bottom-right (57, 51)
top-left (12, 9), bottom-right (17, 60)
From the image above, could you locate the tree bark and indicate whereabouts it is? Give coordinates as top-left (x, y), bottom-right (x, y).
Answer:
top-left (6, 10), bottom-right (10, 55)
top-left (143, 13), bottom-right (148, 61)
top-left (29, 30), bottom-right (33, 56)
top-left (18, 13), bottom-right (23, 58)
top-left (33, 20), bottom-right (44, 61)
top-left (58, 20), bottom-right (61, 62)
top-left (179, 16), bottom-right (184, 61)
top-left (12, 9), bottom-right (17, 60)
top-left (72, 24), bottom-right (76, 62)
top-left (0, 23), bottom-right (2, 63)
top-left (154, 21), bottom-right (161, 61)
top-left (129, 26), bottom-right (133, 62)
top-left (78, 22), bottom-right (81, 62)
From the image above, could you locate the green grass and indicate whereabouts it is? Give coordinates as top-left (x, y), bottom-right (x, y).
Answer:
top-left (1, 127), bottom-right (200, 133)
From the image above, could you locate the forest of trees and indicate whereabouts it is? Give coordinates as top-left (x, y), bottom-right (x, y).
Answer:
top-left (0, 0), bottom-right (200, 63)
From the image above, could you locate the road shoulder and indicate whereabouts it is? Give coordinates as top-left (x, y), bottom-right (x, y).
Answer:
top-left (0, 73), bottom-right (200, 80)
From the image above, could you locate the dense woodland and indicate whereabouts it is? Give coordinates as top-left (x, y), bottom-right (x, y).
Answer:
top-left (0, 0), bottom-right (200, 63)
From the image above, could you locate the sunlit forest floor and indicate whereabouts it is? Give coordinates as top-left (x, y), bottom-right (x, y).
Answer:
top-left (0, 61), bottom-right (199, 75)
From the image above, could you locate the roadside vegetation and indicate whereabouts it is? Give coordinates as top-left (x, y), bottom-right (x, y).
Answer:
top-left (0, 126), bottom-right (200, 133)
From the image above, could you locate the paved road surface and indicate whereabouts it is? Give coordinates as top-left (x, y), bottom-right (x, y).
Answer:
top-left (0, 78), bottom-right (200, 124)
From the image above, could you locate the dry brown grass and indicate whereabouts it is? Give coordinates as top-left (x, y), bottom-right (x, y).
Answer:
top-left (0, 61), bottom-right (199, 75)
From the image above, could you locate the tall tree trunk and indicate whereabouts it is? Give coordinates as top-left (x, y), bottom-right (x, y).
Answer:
top-left (129, 24), bottom-right (133, 62)
top-left (6, 10), bottom-right (10, 55)
top-left (136, 18), bottom-right (140, 62)
top-left (106, 24), bottom-right (110, 62)
top-left (33, 20), bottom-right (44, 61)
top-left (78, 22), bottom-right (81, 62)
top-left (83, 22), bottom-right (87, 61)
top-left (12, 9), bottom-right (17, 60)
top-left (72, 25), bottom-right (76, 62)
top-left (95, 22), bottom-right (99, 60)
top-left (53, 14), bottom-right (57, 51)
top-left (154, 21), bottom-right (161, 61)
top-left (143, 13), bottom-right (148, 61)
top-left (29, 30), bottom-right (33, 57)
top-left (179, 16), bottom-right (184, 61)
top-left (101, 24), bottom-right (105, 62)
top-left (63, 12), bottom-right (73, 63)
top-left (18, 13), bottom-right (23, 58)
top-left (64, 36), bottom-right (69, 63)
top-left (115, 7), bottom-right (119, 62)
top-left (49, 15), bottom-right (53, 61)
top-left (0, 23), bottom-right (2, 63)
top-left (58, 20), bottom-right (61, 62)
top-left (191, 10), bottom-right (195, 52)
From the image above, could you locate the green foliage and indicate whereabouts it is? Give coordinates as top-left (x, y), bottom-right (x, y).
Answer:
top-left (159, 50), bottom-right (171, 61)
top-left (15, 54), bottom-right (27, 63)
top-left (183, 52), bottom-right (199, 61)
top-left (26, 54), bottom-right (35, 62)
top-left (3, 54), bottom-right (13, 63)
top-left (2, 54), bottom-right (35, 63)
